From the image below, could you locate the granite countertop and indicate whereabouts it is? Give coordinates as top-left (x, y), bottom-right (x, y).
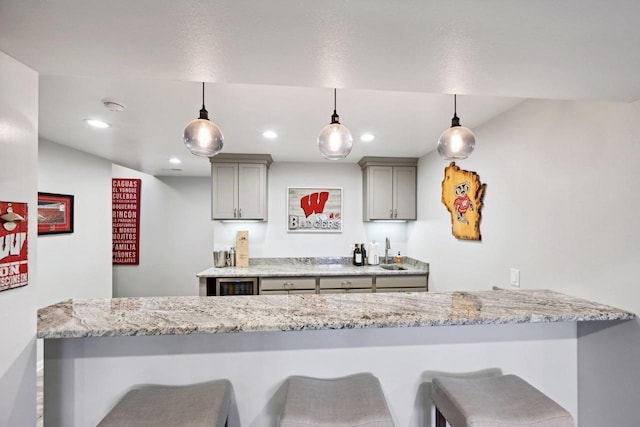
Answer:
top-left (197, 257), bottom-right (429, 278)
top-left (37, 289), bottom-right (635, 339)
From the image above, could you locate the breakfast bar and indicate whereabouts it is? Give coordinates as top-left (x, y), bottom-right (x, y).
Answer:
top-left (38, 289), bottom-right (635, 427)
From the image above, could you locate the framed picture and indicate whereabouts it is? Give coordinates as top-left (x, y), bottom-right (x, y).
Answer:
top-left (287, 187), bottom-right (342, 233)
top-left (0, 201), bottom-right (29, 292)
top-left (38, 192), bottom-right (74, 235)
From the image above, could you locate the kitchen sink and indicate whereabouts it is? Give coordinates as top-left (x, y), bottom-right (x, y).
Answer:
top-left (379, 264), bottom-right (407, 271)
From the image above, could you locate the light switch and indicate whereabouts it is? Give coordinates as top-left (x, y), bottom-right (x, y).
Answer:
top-left (510, 268), bottom-right (520, 287)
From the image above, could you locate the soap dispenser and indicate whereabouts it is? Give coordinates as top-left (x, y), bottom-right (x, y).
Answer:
top-left (395, 251), bottom-right (402, 264)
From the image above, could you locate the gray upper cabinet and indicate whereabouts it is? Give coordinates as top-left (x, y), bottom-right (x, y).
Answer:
top-left (393, 166), bottom-right (417, 219)
top-left (210, 154), bottom-right (273, 220)
top-left (358, 157), bottom-right (418, 221)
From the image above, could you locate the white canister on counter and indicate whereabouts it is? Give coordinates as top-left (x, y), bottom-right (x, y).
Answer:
top-left (367, 241), bottom-right (379, 265)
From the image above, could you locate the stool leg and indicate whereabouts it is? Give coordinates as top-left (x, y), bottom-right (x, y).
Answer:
top-left (435, 407), bottom-right (446, 427)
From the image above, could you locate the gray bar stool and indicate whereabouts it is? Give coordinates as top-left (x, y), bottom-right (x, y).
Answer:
top-left (279, 373), bottom-right (394, 427)
top-left (98, 379), bottom-right (232, 427)
top-left (430, 373), bottom-right (574, 427)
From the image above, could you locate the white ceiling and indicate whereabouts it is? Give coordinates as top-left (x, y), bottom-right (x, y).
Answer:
top-left (2, 0), bottom-right (639, 176)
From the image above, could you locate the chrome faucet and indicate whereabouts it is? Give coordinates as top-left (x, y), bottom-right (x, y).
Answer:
top-left (384, 237), bottom-right (390, 264)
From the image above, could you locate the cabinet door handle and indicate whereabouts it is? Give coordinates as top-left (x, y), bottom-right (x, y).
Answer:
top-left (283, 282), bottom-right (293, 290)
top-left (233, 208), bottom-right (237, 218)
top-left (389, 208), bottom-right (393, 218)
top-left (341, 281), bottom-right (352, 288)
top-left (394, 209), bottom-right (398, 218)
top-left (238, 208), bottom-right (242, 218)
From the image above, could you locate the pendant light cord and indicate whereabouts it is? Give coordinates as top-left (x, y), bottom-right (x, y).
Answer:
top-left (454, 94), bottom-right (457, 116)
top-left (330, 88), bottom-right (340, 124)
top-left (199, 82), bottom-right (209, 120)
top-left (450, 93), bottom-right (460, 127)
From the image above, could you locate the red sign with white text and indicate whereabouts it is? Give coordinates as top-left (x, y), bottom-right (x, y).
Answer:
top-left (0, 201), bottom-right (28, 292)
top-left (287, 187), bottom-right (342, 233)
top-left (112, 179), bottom-right (141, 265)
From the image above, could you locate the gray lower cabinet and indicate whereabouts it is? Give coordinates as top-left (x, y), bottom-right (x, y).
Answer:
top-left (260, 277), bottom-right (316, 295)
top-left (319, 277), bottom-right (373, 294)
top-left (261, 289), bottom-right (317, 295)
top-left (375, 275), bottom-right (427, 292)
top-left (254, 274), bottom-right (428, 295)
top-left (320, 288), bottom-right (372, 294)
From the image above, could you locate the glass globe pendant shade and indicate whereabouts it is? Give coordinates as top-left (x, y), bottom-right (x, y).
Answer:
top-left (437, 94), bottom-right (476, 160)
top-left (437, 124), bottom-right (476, 160)
top-left (183, 117), bottom-right (224, 157)
top-left (318, 88), bottom-right (353, 160)
top-left (318, 122), bottom-right (353, 160)
top-left (183, 82), bottom-right (224, 157)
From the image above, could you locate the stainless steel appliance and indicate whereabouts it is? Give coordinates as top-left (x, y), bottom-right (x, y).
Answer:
top-left (214, 277), bottom-right (258, 296)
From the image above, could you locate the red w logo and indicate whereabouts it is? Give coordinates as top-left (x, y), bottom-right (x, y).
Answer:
top-left (300, 192), bottom-right (329, 217)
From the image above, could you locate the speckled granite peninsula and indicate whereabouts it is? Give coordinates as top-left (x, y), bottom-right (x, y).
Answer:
top-left (37, 289), bottom-right (635, 339)
top-left (40, 289), bottom-right (636, 427)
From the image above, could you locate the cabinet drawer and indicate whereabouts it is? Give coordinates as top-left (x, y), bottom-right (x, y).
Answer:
top-left (376, 287), bottom-right (427, 293)
top-left (319, 276), bottom-right (373, 289)
top-left (319, 288), bottom-right (372, 294)
top-left (375, 275), bottom-right (427, 288)
top-left (260, 289), bottom-right (317, 295)
top-left (260, 277), bottom-right (316, 291)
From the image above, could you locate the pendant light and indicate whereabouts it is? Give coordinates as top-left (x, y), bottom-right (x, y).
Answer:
top-left (183, 82), bottom-right (224, 157)
top-left (437, 94), bottom-right (476, 160)
top-left (317, 88), bottom-right (353, 160)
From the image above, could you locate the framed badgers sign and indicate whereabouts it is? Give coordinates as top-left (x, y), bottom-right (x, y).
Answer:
top-left (287, 187), bottom-right (342, 233)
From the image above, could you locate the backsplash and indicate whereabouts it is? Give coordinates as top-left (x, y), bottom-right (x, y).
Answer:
top-left (248, 256), bottom-right (429, 271)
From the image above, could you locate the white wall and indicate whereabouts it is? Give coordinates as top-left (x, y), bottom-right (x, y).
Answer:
top-left (213, 161), bottom-right (409, 258)
top-left (115, 161), bottom-right (412, 297)
top-left (37, 97), bottom-right (640, 421)
top-left (0, 51), bottom-right (38, 426)
top-left (37, 139), bottom-right (112, 306)
top-left (407, 99), bottom-right (640, 425)
top-left (112, 164), bottom-right (215, 297)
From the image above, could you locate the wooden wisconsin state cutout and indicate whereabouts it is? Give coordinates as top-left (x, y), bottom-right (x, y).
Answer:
top-left (441, 162), bottom-right (486, 241)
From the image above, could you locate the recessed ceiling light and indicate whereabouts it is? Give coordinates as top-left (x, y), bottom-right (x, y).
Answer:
top-left (169, 158), bottom-right (181, 164)
top-left (360, 133), bottom-right (375, 142)
top-left (84, 119), bottom-right (111, 129)
top-left (262, 130), bottom-right (278, 139)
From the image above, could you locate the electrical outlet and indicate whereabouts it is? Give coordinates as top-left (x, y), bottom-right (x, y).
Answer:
top-left (510, 268), bottom-right (520, 287)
